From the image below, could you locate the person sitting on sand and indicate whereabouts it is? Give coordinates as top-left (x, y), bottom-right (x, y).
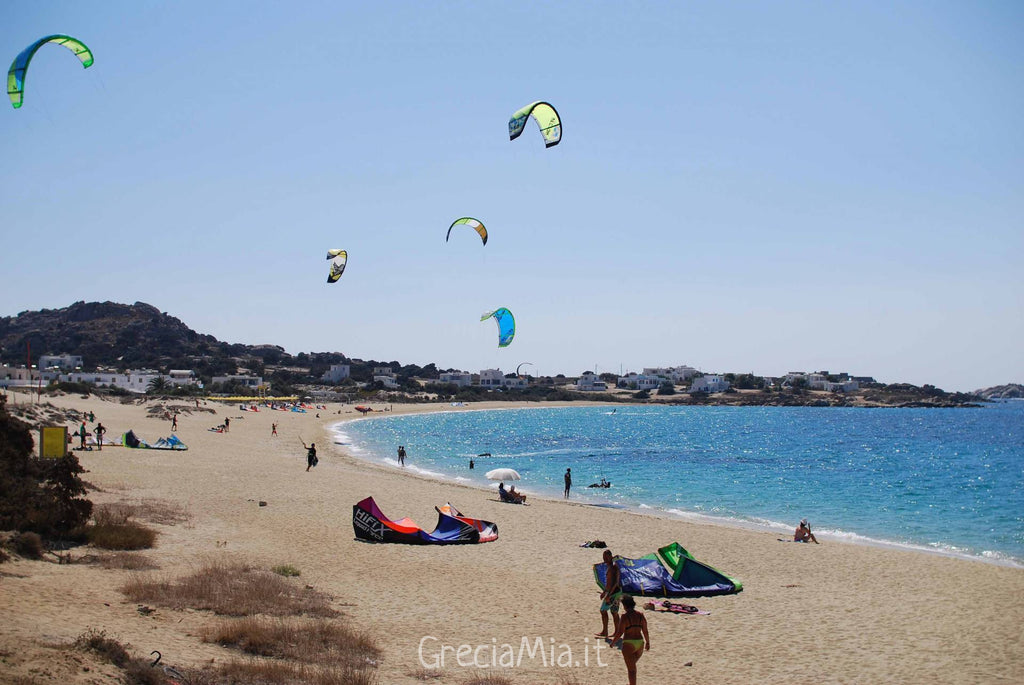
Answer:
top-left (795, 519), bottom-right (819, 544)
top-left (609, 594), bottom-right (650, 685)
top-left (508, 485), bottom-right (526, 503)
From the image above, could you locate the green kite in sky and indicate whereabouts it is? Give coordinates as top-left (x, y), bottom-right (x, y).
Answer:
top-left (8, 34), bottom-right (93, 109)
top-left (508, 101), bottom-right (561, 148)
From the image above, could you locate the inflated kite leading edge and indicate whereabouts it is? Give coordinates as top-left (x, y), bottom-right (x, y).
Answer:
top-left (8, 34), bottom-right (93, 109)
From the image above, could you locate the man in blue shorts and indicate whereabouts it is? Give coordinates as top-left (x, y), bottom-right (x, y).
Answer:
top-left (596, 549), bottom-right (621, 638)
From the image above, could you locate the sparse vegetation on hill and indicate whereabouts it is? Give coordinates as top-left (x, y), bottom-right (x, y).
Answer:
top-left (1, 301), bottom-right (985, 407)
top-left (974, 383), bottom-right (1023, 399)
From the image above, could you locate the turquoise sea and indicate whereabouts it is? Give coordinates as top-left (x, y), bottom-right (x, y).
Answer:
top-left (333, 401), bottom-right (1024, 566)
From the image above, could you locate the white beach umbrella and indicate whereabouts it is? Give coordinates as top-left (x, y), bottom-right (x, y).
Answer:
top-left (485, 468), bottom-right (521, 482)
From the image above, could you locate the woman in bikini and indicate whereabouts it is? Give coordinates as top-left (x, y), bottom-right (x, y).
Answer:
top-left (609, 594), bottom-right (650, 685)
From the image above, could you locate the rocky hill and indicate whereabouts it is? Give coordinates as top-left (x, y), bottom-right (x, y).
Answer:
top-left (0, 301), bottom-right (282, 370)
top-left (973, 384), bottom-right (1024, 399)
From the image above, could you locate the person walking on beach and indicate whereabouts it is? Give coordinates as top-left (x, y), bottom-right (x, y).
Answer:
top-left (223, 417), bottom-right (230, 432)
top-left (564, 468), bottom-right (572, 498)
top-left (397, 445), bottom-right (406, 466)
top-left (597, 549), bottom-right (621, 639)
top-left (609, 595), bottom-right (650, 685)
top-left (271, 422), bottom-right (277, 436)
top-left (78, 422), bottom-right (87, 449)
top-left (94, 423), bottom-right (106, 451)
top-left (302, 440), bottom-right (318, 471)
top-left (171, 414), bottom-right (178, 432)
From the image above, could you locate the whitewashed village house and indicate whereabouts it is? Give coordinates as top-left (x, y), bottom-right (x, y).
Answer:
top-left (689, 374), bottom-right (730, 393)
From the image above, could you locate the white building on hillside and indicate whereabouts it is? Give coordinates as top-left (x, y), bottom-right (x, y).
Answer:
top-left (576, 371), bottom-right (608, 391)
top-left (0, 365), bottom-right (60, 387)
top-left (689, 374), bottom-right (730, 393)
top-left (807, 373), bottom-right (828, 390)
top-left (212, 374), bottom-right (264, 389)
top-left (478, 369), bottom-right (505, 388)
top-left (322, 364), bottom-right (351, 383)
top-left (439, 371), bottom-right (473, 387)
top-left (617, 373), bottom-right (662, 391)
top-left (643, 365), bottom-right (699, 382)
top-left (502, 376), bottom-right (528, 389)
top-left (38, 354), bottom-right (83, 370)
top-left (65, 369), bottom-right (161, 393)
top-left (167, 370), bottom-right (203, 388)
top-left (372, 367), bottom-right (398, 388)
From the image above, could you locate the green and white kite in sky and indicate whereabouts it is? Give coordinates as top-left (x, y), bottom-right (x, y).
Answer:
top-left (8, 34), bottom-right (93, 109)
top-left (508, 101), bottom-right (561, 148)
top-left (446, 217), bottom-right (488, 246)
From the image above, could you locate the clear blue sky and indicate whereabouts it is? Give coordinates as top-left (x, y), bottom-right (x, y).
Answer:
top-left (2, 2), bottom-right (1021, 392)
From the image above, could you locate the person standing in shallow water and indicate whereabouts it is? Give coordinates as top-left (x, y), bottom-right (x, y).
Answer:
top-left (564, 468), bottom-right (572, 498)
top-left (397, 445), bottom-right (406, 466)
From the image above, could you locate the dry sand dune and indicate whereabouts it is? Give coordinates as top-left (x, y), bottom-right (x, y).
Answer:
top-left (1, 392), bottom-right (1022, 684)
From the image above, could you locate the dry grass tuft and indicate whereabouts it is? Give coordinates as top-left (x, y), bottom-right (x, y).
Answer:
top-left (111, 499), bottom-right (192, 526)
top-left (409, 667), bottom-right (447, 680)
top-left (87, 517), bottom-right (158, 550)
top-left (121, 560), bottom-right (338, 617)
top-left (203, 616), bottom-right (379, 666)
top-left (12, 532), bottom-right (44, 559)
top-left (271, 564), bottom-right (301, 577)
top-left (553, 674), bottom-right (585, 685)
top-left (72, 629), bottom-right (167, 684)
top-left (463, 676), bottom-right (514, 685)
top-left (184, 659), bottom-right (378, 685)
top-left (74, 628), bottom-right (130, 668)
top-left (98, 552), bottom-right (160, 570)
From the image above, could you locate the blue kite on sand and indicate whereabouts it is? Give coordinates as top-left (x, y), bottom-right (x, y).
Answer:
top-left (594, 542), bottom-right (742, 597)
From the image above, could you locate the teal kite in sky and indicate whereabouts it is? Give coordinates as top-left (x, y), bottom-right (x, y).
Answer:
top-left (446, 217), bottom-right (488, 246)
top-left (508, 101), bottom-right (561, 148)
top-left (8, 35), bottom-right (93, 109)
top-left (481, 308), bottom-right (515, 348)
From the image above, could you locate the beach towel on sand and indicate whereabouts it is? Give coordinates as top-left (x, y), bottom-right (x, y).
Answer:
top-left (644, 600), bottom-right (709, 615)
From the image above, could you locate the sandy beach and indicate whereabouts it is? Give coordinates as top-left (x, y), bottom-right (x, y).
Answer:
top-left (1, 392), bottom-right (1022, 684)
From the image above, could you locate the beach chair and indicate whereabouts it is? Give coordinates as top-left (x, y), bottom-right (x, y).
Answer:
top-left (499, 488), bottom-right (525, 505)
